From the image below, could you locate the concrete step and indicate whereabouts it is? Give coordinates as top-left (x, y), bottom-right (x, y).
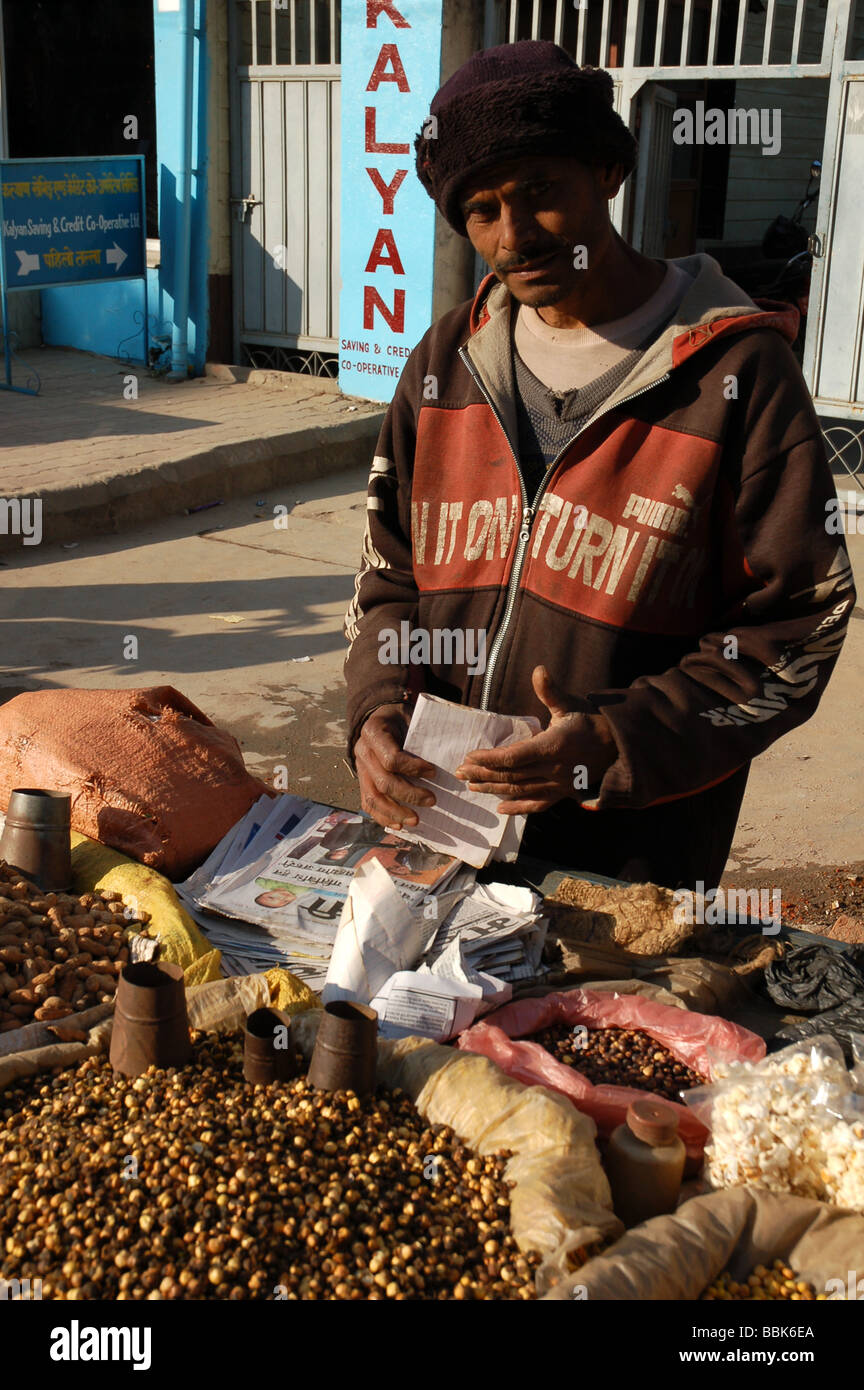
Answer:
top-left (0, 349), bottom-right (385, 553)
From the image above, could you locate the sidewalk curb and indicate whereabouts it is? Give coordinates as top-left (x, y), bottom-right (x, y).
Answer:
top-left (1, 412), bottom-right (385, 553)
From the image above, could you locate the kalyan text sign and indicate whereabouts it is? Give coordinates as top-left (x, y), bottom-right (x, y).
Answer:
top-left (338, 0), bottom-right (443, 404)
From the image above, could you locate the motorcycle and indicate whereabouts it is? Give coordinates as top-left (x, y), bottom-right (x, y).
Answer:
top-left (726, 160), bottom-right (821, 361)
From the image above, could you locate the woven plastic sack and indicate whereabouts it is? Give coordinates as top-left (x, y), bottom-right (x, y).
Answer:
top-left (458, 988), bottom-right (766, 1164)
top-left (0, 686), bottom-right (269, 879)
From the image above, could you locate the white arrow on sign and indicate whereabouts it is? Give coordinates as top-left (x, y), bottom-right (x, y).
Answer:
top-left (15, 250), bottom-right (40, 276)
top-left (106, 242), bottom-right (127, 272)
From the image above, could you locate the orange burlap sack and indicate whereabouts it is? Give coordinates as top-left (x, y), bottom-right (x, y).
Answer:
top-left (0, 687), bottom-right (270, 879)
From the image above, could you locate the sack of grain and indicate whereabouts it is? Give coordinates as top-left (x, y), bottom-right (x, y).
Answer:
top-left (541, 1187), bottom-right (864, 1300)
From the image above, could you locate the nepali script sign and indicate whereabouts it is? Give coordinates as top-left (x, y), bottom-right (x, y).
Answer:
top-left (338, 0), bottom-right (443, 404)
top-left (0, 155), bottom-right (146, 290)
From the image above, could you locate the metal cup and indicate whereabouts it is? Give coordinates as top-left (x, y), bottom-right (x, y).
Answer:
top-left (243, 1007), bottom-right (297, 1084)
top-left (109, 961), bottom-right (192, 1077)
top-left (0, 788), bottom-right (72, 891)
top-left (307, 1000), bottom-right (378, 1096)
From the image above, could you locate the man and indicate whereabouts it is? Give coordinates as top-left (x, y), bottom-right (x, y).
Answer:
top-left (344, 41), bottom-right (855, 890)
top-left (254, 882), bottom-right (300, 909)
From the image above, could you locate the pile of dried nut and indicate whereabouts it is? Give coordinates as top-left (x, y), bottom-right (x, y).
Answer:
top-left (0, 862), bottom-right (144, 1032)
top-left (0, 1030), bottom-right (540, 1300)
top-left (532, 1024), bottom-right (705, 1103)
top-left (702, 1260), bottom-right (822, 1301)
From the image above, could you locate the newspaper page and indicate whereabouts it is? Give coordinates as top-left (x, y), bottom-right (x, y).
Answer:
top-left (424, 882), bottom-right (548, 984)
top-left (196, 806), bottom-right (464, 943)
top-left (371, 972), bottom-right (484, 1041)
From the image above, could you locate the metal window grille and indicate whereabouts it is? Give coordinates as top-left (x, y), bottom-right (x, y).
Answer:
top-left (237, 0), bottom-right (341, 67)
top-left (494, 0), bottom-right (837, 74)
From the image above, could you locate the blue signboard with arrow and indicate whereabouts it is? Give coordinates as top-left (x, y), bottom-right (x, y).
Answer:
top-left (0, 155), bottom-right (146, 288)
top-left (0, 155), bottom-right (147, 393)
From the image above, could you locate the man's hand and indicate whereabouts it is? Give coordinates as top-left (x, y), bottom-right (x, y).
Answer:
top-left (454, 666), bottom-right (617, 815)
top-left (353, 703), bottom-right (437, 831)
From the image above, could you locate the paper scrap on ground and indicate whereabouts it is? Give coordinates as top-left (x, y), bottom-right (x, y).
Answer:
top-left (399, 694), bottom-right (541, 868)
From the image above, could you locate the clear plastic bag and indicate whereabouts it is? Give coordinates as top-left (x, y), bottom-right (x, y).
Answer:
top-left (683, 1034), bottom-right (864, 1210)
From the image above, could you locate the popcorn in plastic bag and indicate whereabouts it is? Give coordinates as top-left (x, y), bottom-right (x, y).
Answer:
top-left (684, 1035), bottom-right (864, 1210)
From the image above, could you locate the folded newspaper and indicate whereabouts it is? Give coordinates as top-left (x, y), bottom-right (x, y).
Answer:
top-left (398, 693), bottom-right (542, 868)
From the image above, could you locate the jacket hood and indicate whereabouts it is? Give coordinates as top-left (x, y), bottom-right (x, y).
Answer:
top-left (462, 251), bottom-right (800, 453)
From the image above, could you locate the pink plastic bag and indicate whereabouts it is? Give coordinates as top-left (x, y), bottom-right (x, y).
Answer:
top-left (457, 988), bottom-right (766, 1163)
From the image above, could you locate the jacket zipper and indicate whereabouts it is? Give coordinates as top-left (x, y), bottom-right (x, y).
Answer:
top-left (457, 344), bottom-right (670, 709)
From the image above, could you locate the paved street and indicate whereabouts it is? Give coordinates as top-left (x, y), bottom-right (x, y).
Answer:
top-left (1, 465), bottom-right (862, 876)
top-left (0, 349), bottom-right (384, 549)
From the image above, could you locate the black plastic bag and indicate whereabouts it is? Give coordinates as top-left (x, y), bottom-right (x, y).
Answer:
top-left (772, 1002), bottom-right (864, 1062)
top-left (765, 943), bottom-right (864, 1013)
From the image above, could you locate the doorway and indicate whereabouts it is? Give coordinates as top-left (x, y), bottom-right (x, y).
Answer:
top-left (229, 0), bottom-right (341, 376)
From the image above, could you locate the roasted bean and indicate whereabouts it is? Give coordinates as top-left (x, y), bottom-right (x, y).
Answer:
top-left (0, 1031), bottom-right (541, 1301)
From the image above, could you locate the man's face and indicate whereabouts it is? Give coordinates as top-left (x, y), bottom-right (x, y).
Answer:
top-left (459, 154), bottom-right (622, 308)
top-left (255, 889), bottom-right (296, 908)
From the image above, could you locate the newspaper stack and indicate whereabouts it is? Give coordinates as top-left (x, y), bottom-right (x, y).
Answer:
top-left (397, 694), bottom-right (542, 869)
top-left (422, 882), bottom-right (548, 986)
top-left (375, 880), bottom-right (549, 1041)
top-left (177, 794), bottom-right (467, 989)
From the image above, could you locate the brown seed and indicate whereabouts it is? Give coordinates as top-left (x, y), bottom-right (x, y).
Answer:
top-left (0, 998), bottom-right (538, 1303)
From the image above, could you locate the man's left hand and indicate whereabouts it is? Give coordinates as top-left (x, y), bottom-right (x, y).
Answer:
top-left (454, 665), bottom-right (617, 815)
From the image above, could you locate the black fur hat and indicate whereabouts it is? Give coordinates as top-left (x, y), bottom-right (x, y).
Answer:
top-left (415, 41), bottom-right (638, 237)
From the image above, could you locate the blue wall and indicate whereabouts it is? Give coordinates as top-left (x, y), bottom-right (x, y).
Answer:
top-left (40, 0), bottom-right (210, 373)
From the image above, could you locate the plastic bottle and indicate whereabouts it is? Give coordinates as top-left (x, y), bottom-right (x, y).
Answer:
top-left (605, 1098), bottom-right (686, 1227)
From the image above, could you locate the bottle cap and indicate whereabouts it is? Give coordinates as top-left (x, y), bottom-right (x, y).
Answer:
top-left (626, 1098), bottom-right (680, 1146)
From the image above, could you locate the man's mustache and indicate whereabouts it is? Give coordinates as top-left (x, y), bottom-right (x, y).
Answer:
top-left (495, 241), bottom-right (571, 274)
